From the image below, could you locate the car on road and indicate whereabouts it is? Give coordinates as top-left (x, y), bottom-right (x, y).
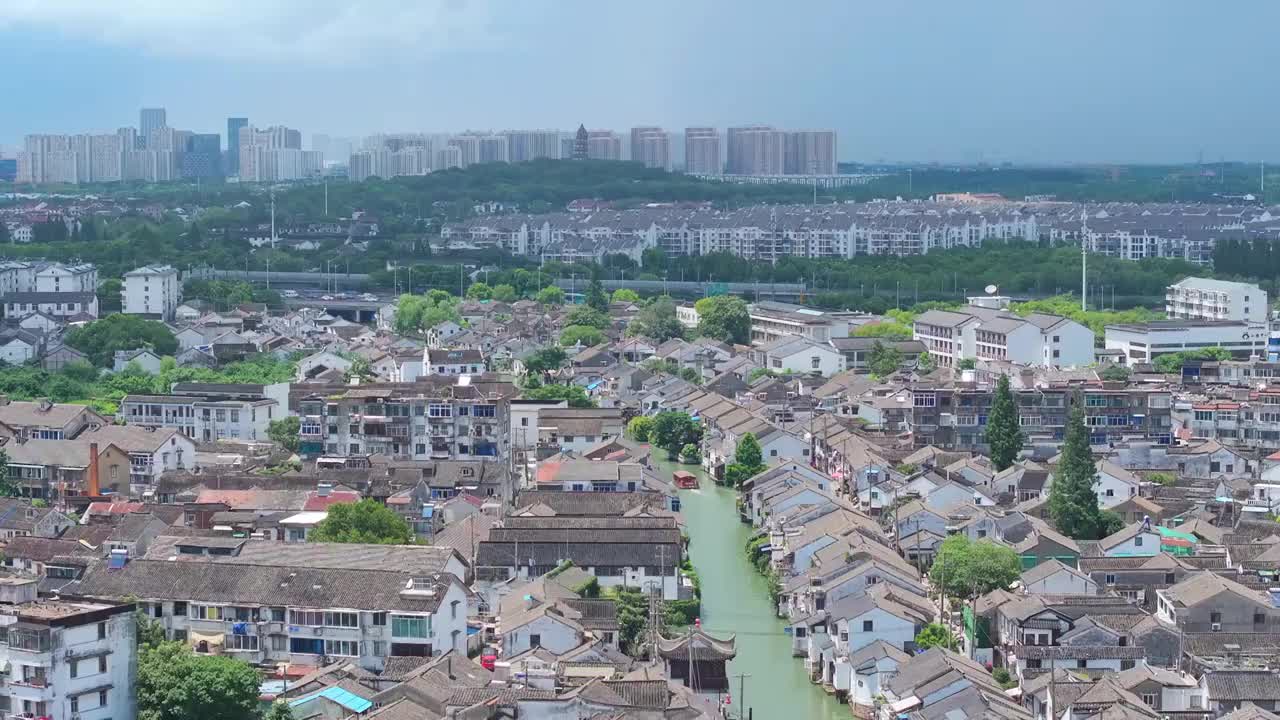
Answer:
top-left (320, 295), bottom-right (334, 301)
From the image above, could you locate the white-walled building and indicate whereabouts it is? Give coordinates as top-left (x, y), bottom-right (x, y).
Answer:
top-left (0, 580), bottom-right (136, 720)
top-left (1166, 277), bottom-right (1268, 324)
top-left (1105, 320), bottom-right (1268, 364)
top-left (123, 265), bottom-right (182, 321)
top-left (34, 263), bottom-right (97, 294)
top-left (914, 304), bottom-right (1094, 368)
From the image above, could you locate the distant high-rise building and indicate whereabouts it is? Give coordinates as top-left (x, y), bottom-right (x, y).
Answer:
top-left (237, 125), bottom-right (310, 181)
top-left (561, 137), bottom-right (576, 159)
top-left (476, 134), bottom-right (509, 164)
top-left (182, 133), bottom-right (223, 179)
top-left (434, 145), bottom-right (463, 171)
top-left (448, 135), bottom-right (481, 168)
top-left (139, 108), bottom-right (167, 148)
top-left (226, 117), bottom-right (248, 174)
top-left (586, 130), bottom-right (622, 161)
top-left (630, 127), bottom-right (662, 163)
top-left (573, 125), bottom-right (589, 160)
top-left (631, 127), bottom-right (671, 170)
top-left (784, 130), bottom-right (837, 175)
top-left (503, 130), bottom-right (562, 162)
top-left (684, 127), bottom-right (722, 175)
top-left (726, 125), bottom-right (785, 175)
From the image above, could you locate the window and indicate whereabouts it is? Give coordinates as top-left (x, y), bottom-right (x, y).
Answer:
top-left (1026, 659), bottom-right (1042, 669)
top-left (1105, 574), bottom-right (1116, 585)
top-left (71, 659), bottom-right (78, 678)
top-left (473, 404), bottom-right (496, 418)
top-left (325, 640), bottom-right (359, 657)
top-left (99, 690), bottom-right (108, 708)
top-left (1077, 659), bottom-right (1088, 669)
top-left (192, 605), bottom-right (222, 621)
top-left (1256, 613), bottom-right (1267, 625)
top-left (99, 656), bottom-right (107, 673)
top-left (98, 621), bottom-right (107, 639)
top-left (1210, 612), bottom-right (1222, 624)
top-left (1134, 536), bottom-right (1143, 547)
top-left (173, 601), bottom-right (187, 616)
top-left (862, 620), bottom-right (873, 632)
top-left (529, 633), bottom-right (542, 647)
top-left (811, 356), bottom-right (821, 370)
top-left (795, 627), bottom-right (807, 638)
top-left (226, 634), bottom-right (260, 651)
top-left (428, 404), bottom-right (452, 417)
top-left (392, 615), bottom-right (430, 638)
top-left (71, 697), bottom-right (79, 713)
top-left (1164, 573), bottom-right (1175, 584)
top-left (372, 612), bottom-right (387, 626)
top-left (1142, 693), bottom-right (1156, 708)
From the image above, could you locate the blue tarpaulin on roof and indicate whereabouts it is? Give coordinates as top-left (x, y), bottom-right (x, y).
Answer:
top-left (587, 381), bottom-right (602, 390)
top-left (289, 687), bottom-right (373, 714)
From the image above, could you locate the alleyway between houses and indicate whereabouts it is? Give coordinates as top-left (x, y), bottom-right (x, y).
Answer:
top-left (658, 457), bottom-right (845, 720)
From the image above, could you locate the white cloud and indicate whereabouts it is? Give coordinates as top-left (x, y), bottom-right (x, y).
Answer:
top-left (0, 0), bottom-right (499, 65)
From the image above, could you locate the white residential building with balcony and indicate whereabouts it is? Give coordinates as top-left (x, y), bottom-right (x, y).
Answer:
top-left (0, 580), bottom-right (136, 720)
top-left (913, 305), bottom-right (1093, 368)
top-left (123, 264), bottom-right (182, 321)
top-left (1166, 277), bottom-right (1267, 324)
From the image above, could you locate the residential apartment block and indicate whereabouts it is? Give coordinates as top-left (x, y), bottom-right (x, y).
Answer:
top-left (749, 301), bottom-right (860, 345)
top-left (70, 541), bottom-right (471, 672)
top-left (907, 373), bottom-right (1173, 454)
top-left (119, 382), bottom-right (287, 443)
top-left (122, 264), bottom-right (182, 320)
top-left (0, 580), bottom-right (136, 720)
top-left (1165, 277), bottom-right (1268, 324)
top-left (293, 377), bottom-right (516, 460)
top-left (913, 303), bottom-right (1094, 368)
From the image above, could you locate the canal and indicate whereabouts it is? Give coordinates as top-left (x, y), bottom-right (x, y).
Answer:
top-left (658, 457), bottom-right (845, 720)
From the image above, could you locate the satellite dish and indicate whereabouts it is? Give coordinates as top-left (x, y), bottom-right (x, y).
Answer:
top-left (984, 285), bottom-right (998, 295)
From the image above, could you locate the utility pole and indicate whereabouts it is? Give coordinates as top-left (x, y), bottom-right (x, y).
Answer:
top-left (1080, 212), bottom-right (1089, 312)
top-left (731, 672), bottom-right (751, 720)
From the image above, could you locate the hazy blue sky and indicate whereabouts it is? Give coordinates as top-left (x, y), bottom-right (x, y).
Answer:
top-left (2, 0), bottom-right (1277, 164)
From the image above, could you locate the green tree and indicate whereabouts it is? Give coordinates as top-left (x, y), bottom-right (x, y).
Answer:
top-left (136, 609), bottom-right (168, 650)
top-left (523, 346), bottom-right (567, 376)
top-left (916, 351), bottom-right (935, 372)
top-left (679, 443), bottom-right (700, 464)
top-left (492, 284), bottom-right (518, 302)
top-left (928, 535), bottom-right (1020, 600)
top-left (267, 417), bottom-right (301, 453)
top-left (0, 450), bottom-right (13, 497)
top-left (868, 341), bottom-right (903, 377)
top-left (1049, 399), bottom-right (1122, 539)
top-left (263, 700), bottom-right (296, 720)
top-left (651, 411), bottom-right (703, 460)
top-left (611, 288), bottom-right (640, 303)
top-left (564, 304), bottom-right (610, 330)
top-left (586, 269), bottom-right (609, 312)
top-left (957, 358), bottom-right (976, 370)
top-left (97, 278), bottom-right (123, 313)
top-left (853, 321), bottom-right (913, 341)
top-left (535, 285), bottom-right (565, 305)
top-left (1152, 347), bottom-right (1232, 374)
top-left (137, 642), bottom-right (262, 720)
top-left (695, 295), bottom-right (751, 345)
top-left (629, 296), bottom-right (684, 342)
top-left (65, 314), bottom-right (178, 367)
top-left (985, 374), bottom-right (1024, 471)
top-left (523, 383), bottom-right (597, 408)
top-left (466, 281), bottom-right (493, 300)
top-left (1098, 364), bottom-right (1132, 381)
top-left (560, 325), bottom-right (606, 348)
top-left (914, 623), bottom-right (959, 651)
top-left (724, 432), bottom-right (768, 486)
top-left (310, 499), bottom-right (412, 544)
top-left (393, 292), bottom-right (462, 336)
top-left (627, 416), bottom-right (656, 442)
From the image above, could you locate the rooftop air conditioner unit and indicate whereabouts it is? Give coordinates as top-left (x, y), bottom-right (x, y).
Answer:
top-left (1211, 623), bottom-right (1221, 632)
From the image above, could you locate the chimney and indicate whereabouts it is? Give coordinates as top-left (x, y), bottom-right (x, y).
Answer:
top-left (87, 442), bottom-right (100, 497)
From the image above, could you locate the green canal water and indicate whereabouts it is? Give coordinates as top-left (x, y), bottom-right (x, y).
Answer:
top-left (658, 458), bottom-right (845, 720)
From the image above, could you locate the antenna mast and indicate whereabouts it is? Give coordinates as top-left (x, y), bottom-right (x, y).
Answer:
top-left (1080, 212), bottom-right (1088, 312)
